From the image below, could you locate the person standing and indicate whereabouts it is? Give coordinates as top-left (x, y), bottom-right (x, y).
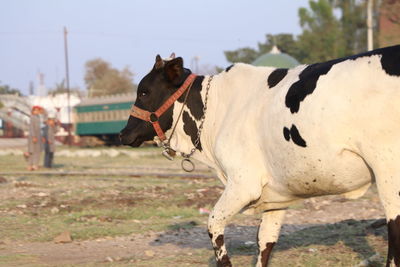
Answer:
top-left (26, 106), bottom-right (42, 171)
top-left (42, 116), bottom-right (58, 168)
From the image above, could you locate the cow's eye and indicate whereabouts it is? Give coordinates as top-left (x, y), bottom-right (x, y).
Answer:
top-left (139, 91), bottom-right (148, 97)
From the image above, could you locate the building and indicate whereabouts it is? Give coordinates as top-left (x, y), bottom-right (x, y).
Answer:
top-left (379, 0), bottom-right (400, 47)
top-left (0, 94), bottom-right (30, 137)
top-left (252, 46), bottom-right (300, 68)
top-left (0, 93), bottom-right (81, 139)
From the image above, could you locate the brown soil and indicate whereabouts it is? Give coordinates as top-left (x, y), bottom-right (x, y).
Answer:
top-left (0, 189), bottom-right (386, 266)
top-left (179, 185), bottom-right (224, 208)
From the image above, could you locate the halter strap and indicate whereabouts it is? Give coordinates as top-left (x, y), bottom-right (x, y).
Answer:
top-left (130, 73), bottom-right (197, 141)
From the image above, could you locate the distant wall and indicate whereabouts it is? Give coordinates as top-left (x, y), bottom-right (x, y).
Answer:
top-left (379, 0), bottom-right (400, 47)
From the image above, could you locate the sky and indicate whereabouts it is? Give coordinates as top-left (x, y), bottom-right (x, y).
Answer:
top-left (0, 0), bottom-right (310, 95)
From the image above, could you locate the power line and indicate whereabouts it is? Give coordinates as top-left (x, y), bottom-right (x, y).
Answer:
top-left (0, 31), bottom-right (59, 35)
top-left (0, 31), bottom-right (254, 43)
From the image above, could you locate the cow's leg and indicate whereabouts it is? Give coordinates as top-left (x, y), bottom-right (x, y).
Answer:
top-left (372, 161), bottom-right (400, 267)
top-left (380, 197), bottom-right (400, 267)
top-left (387, 216), bottom-right (400, 267)
top-left (256, 209), bottom-right (286, 267)
top-left (208, 183), bottom-right (261, 267)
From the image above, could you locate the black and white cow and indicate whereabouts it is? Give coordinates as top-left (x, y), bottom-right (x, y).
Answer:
top-left (120, 45), bottom-right (400, 267)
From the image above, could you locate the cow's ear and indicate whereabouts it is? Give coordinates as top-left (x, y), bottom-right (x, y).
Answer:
top-left (164, 57), bottom-right (184, 83)
top-left (154, 54), bottom-right (164, 69)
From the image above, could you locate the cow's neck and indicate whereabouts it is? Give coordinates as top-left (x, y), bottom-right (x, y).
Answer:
top-left (166, 64), bottom-right (274, 166)
top-left (164, 74), bottom-right (211, 164)
top-left (165, 71), bottom-right (228, 166)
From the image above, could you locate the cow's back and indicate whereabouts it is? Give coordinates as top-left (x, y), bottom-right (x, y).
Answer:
top-left (209, 46), bottom-right (400, 208)
top-left (260, 46), bottom-right (400, 202)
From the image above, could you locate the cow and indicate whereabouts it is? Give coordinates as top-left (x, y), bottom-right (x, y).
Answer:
top-left (120, 45), bottom-right (400, 267)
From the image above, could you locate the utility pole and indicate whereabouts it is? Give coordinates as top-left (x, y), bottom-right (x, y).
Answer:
top-left (191, 56), bottom-right (200, 73)
top-left (367, 0), bottom-right (374, 51)
top-left (63, 26), bottom-right (72, 146)
top-left (29, 81), bottom-right (34, 96)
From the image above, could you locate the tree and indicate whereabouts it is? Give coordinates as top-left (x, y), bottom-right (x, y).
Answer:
top-left (84, 58), bottom-right (136, 97)
top-left (0, 82), bottom-right (21, 95)
top-left (224, 34), bottom-right (301, 64)
top-left (296, 0), bottom-right (345, 63)
top-left (223, 1), bottom-right (343, 65)
top-left (224, 0), bottom-right (379, 65)
top-left (258, 34), bottom-right (301, 56)
top-left (224, 47), bottom-right (259, 64)
top-left (330, 0), bottom-right (379, 54)
top-left (47, 80), bottom-right (83, 97)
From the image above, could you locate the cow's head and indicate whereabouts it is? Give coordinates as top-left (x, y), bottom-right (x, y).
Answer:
top-left (120, 54), bottom-right (191, 147)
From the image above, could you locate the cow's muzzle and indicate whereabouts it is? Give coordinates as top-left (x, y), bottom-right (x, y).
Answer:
top-left (119, 128), bottom-right (141, 147)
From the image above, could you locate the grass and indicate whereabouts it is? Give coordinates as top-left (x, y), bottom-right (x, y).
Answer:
top-left (0, 254), bottom-right (43, 267)
top-left (0, 147), bottom-right (218, 243)
top-left (0, 173), bottom-right (210, 242)
top-left (269, 221), bottom-right (387, 266)
top-left (0, 148), bottom-right (390, 266)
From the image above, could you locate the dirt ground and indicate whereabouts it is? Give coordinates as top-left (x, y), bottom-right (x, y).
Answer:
top-left (0, 147), bottom-right (390, 266)
top-left (2, 194), bottom-right (385, 265)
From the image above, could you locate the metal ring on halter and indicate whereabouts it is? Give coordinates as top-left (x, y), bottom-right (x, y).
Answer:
top-left (149, 113), bottom-right (159, 123)
top-left (181, 158), bottom-right (195, 172)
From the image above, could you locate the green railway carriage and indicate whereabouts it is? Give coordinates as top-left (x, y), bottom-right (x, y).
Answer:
top-left (74, 94), bottom-right (135, 145)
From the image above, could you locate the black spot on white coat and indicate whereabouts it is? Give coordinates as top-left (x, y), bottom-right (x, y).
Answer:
top-left (283, 127), bottom-right (291, 141)
top-left (178, 76), bottom-right (205, 120)
top-left (225, 64), bottom-right (234, 72)
top-left (268, 68), bottom-right (288, 88)
top-left (380, 45), bottom-right (400, 76)
top-left (283, 125), bottom-right (307, 147)
top-left (285, 45), bottom-right (400, 114)
top-left (182, 111), bottom-right (202, 151)
top-left (290, 125), bottom-right (307, 147)
top-left (285, 62), bottom-right (334, 114)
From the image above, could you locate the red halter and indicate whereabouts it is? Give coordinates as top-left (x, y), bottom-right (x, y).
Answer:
top-left (130, 74), bottom-right (197, 142)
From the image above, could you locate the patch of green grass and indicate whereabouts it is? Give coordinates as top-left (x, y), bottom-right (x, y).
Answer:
top-left (0, 154), bottom-right (211, 242)
top-left (126, 249), bottom-right (216, 267)
top-left (0, 254), bottom-right (43, 267)
top-left (0, 155), bottom-right (25, 171)
top-left (0, 151), bottom-right (389, 266)
top-left (268, 219), bottom-right (388, 267)
top-left (58, 206), bottom-right (200, 241)
top-left (269, 244), bottom-right (382, 267)
top-left (0, 201), bottom-right (202, 242)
